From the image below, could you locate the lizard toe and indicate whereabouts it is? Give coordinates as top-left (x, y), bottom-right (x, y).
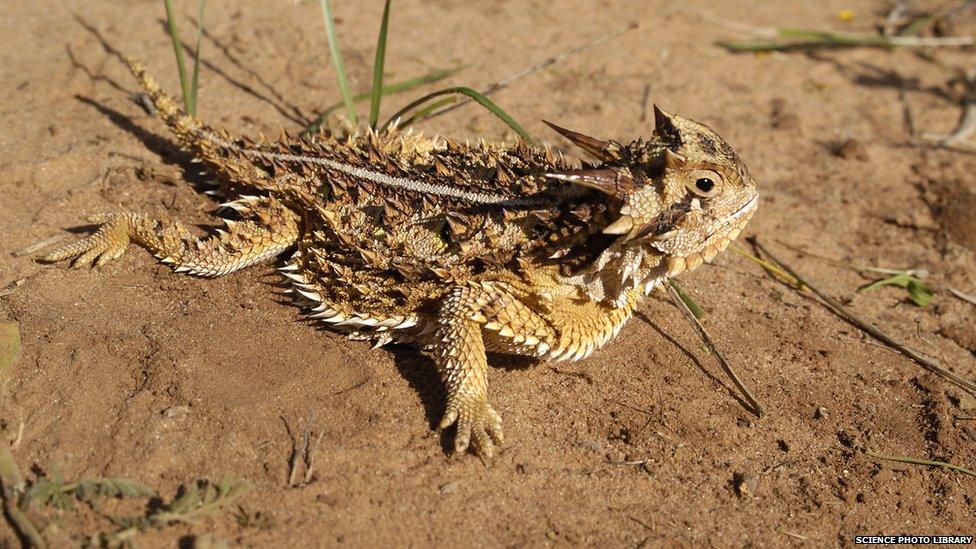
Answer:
top-left (440, 399), bottom-right (503, 466)
top-left (42, 214), bottom-right (134, 267)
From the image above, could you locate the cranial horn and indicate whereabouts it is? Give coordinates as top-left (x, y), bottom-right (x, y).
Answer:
top-left (545, 168), bottom-right (635, 196)
top-left (663, 148), bottom-right (686, 169)
top-left (653, 104), bottom-right (682, 145)
top-left (542, 120), bottom-right (614, 162)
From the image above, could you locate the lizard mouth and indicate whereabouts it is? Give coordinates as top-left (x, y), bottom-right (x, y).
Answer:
top-left (730, 193), bottom-right (759, 222)
top-left (704, 192), bottom-right (759, 241)
top-left (664, 192), bottom-right (758, 277)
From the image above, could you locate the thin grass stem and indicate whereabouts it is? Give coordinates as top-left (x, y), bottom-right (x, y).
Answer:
top-left (718, 27), bottom-right (973, 52)
top-left (748, 237), bottom-right (976, 396)
top-left (383, 87), bottom-right (535, 144)
top-left (303, 67), bottom-right (462, 135)
top-left (163, 0), bottom-right (193, 111)
top-left (665, 281), bottom-right (764, 417)
top-left (368, 0), bottom-right (392, 129)
top-left (186, 0), bottom-right (206, 114)
top-left (318, 0), bottom-right (357, 124)
top-left (667, 280), bottom-right (705, 319)
top-left (400, 97), bottom-right (457, 127)
top-left (866, 450), bottom-right (976, 478)
top-left (730, 244), bottom-right (805, 289)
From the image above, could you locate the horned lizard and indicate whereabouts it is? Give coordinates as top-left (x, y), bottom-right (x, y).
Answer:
top-left (43, 57), bottom-right (758, 464)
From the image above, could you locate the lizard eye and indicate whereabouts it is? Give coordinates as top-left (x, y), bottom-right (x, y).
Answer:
top-left (685, 170), bottom-right (723, 198)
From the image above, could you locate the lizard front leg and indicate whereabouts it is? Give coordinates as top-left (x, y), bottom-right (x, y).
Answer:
top-left (42, 196), bottom-right (299, 276)
top-left (431, 281), bottom-right (561, 463)
top-left (431, 284), bottom-right (505, 464)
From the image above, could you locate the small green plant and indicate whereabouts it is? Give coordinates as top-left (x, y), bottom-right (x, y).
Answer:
top-left (1, 454), bottom-right (246, 546)
top-left (23, 469), bottom-right (156, 510)
top-left (859, 271), bottom-right (934, 307)
top-left (111, 477), bottom-right (250, 529)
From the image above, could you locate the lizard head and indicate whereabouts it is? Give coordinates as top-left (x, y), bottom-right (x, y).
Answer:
top-left (545, 105), bottom-right (758, 280)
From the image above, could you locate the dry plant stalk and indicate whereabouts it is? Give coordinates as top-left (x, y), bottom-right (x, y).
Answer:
top-left (665, 281), bottom-right (764, 417)
top-left (748, 237), bottom-right (976, 397)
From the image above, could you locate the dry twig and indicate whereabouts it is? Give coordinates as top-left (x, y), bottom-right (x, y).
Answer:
top-left (665, 281), bottom-right (764, 417)
top-left (948, 287), bottom-right (976, 306)
top-left (11, 235), bottom-right (66, 258)
top-left (780, 529), bottom-right (810, 541)
top-left (866, 449), bottom-right (976, 478)
top-left (749, 237), bottom-right (976, 396)
top-left (284, 412), bottom-right (324, 487)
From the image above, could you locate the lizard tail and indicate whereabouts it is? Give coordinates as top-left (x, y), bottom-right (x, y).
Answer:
top-left (123, 55), bottom-right (216, 151)
top-left (122, 55), bottom-right (272, 192)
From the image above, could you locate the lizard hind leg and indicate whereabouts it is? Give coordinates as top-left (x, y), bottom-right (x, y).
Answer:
top-left (42, 197), bottom-right (300, 277)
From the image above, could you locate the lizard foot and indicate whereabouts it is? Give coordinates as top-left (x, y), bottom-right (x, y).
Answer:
top-left (41, 213), bottom-right (140, 268)
top-left (439, 398), bottom-right (504, 465)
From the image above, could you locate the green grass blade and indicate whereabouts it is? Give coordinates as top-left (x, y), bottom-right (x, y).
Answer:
top-left (383, 87), bottom-right (535, 144)
top-left (188, 0), bottom-right (206, 115)
top-left (717, 27), bottom-right (892, 52)
top-left (163, 0), bottom-right (192, 111)
top-left (303, 66), bottom-right (463, 135)
top-left (318, 0), bottom-right (357, 125)
top-left (400, 97), bottom-right (456, 127)
top-left (778, 28), bottom-right (888, 46)
top-left (667, 280), bottom-right (706, 319)
top-left (730, 244), bottom-right (805, 289)
top-left (368, 0), bottom-right (392, 129)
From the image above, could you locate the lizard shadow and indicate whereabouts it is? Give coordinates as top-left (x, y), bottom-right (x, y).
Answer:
top-left (73, 95), bottom-right (213, 194)
top-left (263, 289), bottom-right (455, 454)
top-left (805, 52), bottom-right (955, 102)
top-left (636, 311), bottom-right (756, 415)
top-left (69, 15), bottom-right (244, 196)
top-left (154, 18), bottom-right (311, 127)
top-left (267, 282), bottom-right (532, 446)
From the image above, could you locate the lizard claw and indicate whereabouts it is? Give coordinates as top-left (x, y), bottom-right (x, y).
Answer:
top-left (41, 214), bottom-right (136, 268)
top-left (439, 399), bottom-right (504, 465)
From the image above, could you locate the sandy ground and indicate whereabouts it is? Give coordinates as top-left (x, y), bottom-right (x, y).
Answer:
top-left (2, 0), bottom-right (975, 546)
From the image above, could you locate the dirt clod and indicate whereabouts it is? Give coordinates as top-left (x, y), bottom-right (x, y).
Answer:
top-left (733, 471), bottom-right (758, 498)
top-left (827, 138), bottom-right (869, 161)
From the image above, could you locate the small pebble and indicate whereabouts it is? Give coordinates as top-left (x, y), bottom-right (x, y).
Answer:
top-left (439, 480), bottom-right (460, 494)
top-left (162, 405), bottom-right (191, 418)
